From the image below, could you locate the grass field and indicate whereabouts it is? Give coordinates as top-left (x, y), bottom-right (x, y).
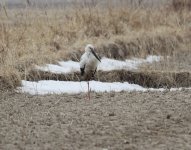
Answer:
top-left (0, 0), bottom-right (191, 89)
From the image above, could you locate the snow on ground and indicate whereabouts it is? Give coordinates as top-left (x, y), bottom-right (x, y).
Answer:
top-left (36, 61), bottom-right (79, 74)
top-left (36, 55), bottom-right (161, 74)
top-left (17, 80), bottom-right (190, 95)
top-left (18, 55), bottom-right (189, 95)
top-left (99, 56), bottom-right (160, 71)
top-left (17, 80), bottom-right (146, 95)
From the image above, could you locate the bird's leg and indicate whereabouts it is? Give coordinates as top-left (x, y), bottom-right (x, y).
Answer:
top-left (87, 81), bottom-right (91, 100)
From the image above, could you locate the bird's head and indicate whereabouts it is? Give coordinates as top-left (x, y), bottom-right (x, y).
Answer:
top-left (85, 44), bottom-right (101, 62)
top-left (85, 44), bottom-right (95, 53)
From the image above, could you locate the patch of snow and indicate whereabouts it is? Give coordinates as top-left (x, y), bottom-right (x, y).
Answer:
top-left (35, 60), bottom-right (79, 74)
top-left (17, 80), bottom-right (190, 95)
top-left (59, 60), bottom-right (79, 71)
top-left (100, 56), bottom-right (161, 71)
top-left (17, 80), bottom-right (146, 95)
top-left (35, 55), bottom-right (161, 74)
top-left (98, 58), bottom-right (132, 71)
top-left (36, 64), bottom-right (70, 74)
top-left (146, 55), bottom-right (161, 63)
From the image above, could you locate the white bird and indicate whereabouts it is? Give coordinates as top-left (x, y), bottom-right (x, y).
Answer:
top-left (80, 44), bottom-right (101, 100)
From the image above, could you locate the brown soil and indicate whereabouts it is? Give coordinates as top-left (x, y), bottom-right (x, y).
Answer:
top-left (0, 90), bottom-right (191, 150)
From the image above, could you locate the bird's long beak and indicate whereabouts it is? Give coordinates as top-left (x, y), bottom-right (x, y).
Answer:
top-left (90, 48), bottom-right (101, 62)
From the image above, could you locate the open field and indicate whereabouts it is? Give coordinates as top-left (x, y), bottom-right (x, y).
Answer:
top-left (1, 1), bottom-right (191, 149)
top-left (1, 90), bottom-right (191, 149)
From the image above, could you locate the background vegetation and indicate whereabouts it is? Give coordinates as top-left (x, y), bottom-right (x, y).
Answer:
top-left (0, 0), bottom-right (191, 89)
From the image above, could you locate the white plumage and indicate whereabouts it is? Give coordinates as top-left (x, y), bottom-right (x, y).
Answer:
top-left (79, 44), bottom-right (101, 100)
top-left (80, 44), bottom-right (101, 81)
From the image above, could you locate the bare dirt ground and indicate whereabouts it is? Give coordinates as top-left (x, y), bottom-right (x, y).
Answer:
top-left (1, 90), bottom-right (191, 150)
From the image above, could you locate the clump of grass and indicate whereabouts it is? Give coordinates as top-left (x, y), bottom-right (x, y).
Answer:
top-left (27, 69), bottom-right (191, 88)
top-left (0, 68), bottom-right (21, 90)
top-left (0, 1), bottom-right (191, 89)
top-left (172, 0), bottom-right (191, 11)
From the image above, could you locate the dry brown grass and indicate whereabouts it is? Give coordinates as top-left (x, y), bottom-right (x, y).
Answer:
top-left (0, 2), bottom-right (191, 89)
top-left (172, 0), bottom-right (191, 11)
top-left (27, 70), bottom-right (191, 88)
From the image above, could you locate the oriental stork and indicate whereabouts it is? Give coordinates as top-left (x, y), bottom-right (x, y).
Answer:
top-left (80, 44), bottom-right (101, 100)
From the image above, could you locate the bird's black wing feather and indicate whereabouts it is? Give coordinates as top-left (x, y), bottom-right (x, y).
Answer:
top-left (80, 68), bottom-right (84, 76)
top-left (80, 65), bottom-right (86, 76)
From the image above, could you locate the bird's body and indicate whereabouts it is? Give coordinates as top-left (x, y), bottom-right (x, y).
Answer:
top-left (80, 44), bottom-right (101, 100)
top-left (80, 44), bottom-right (101, 81)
